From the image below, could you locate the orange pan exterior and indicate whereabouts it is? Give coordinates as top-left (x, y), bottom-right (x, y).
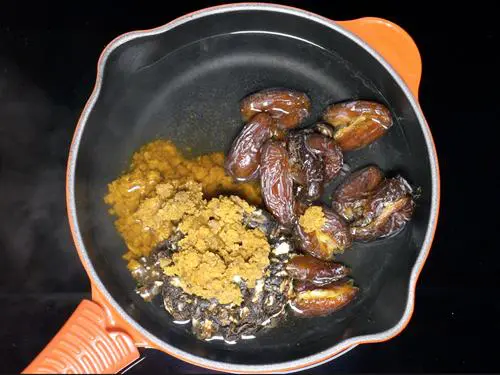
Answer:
top-left (23, 4), bottom-right (440, 374)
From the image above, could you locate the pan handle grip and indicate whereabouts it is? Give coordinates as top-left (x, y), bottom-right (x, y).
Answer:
top-left (338, 17), bottom-right (422, 98)
top-left (22, 300), bottom-right (140, 374)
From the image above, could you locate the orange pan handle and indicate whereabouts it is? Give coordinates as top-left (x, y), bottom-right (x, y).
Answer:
top-left (22, 298), bottom-right (140, 374)
top-left (337, 17), bottom-right (422, 99)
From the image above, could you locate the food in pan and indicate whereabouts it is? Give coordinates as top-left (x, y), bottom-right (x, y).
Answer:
top-left (259, 140), bottom-right (297, 227)
top-left (331, 165), bottom-right (385, 222)
top-left (347, 176), bottom-right (415, 241)
top-left (104, 88), bottom-right (416, 342)
top-left (240, 88), bottom-right (311, 129)
top-left (322, 100), bottom-right (393, 151)
top-left (291, 279), bottom-right (359, 317)
top-left (128, 186), bottom-right (295, 341)
top-left (104, 139), bottom-right (261, 261)
top-left (295, 205), bottom-right (352, 260)
top-left (287, 129), bottom-right (343, 202)
top-left (225, 113), bottom-right (276, 182)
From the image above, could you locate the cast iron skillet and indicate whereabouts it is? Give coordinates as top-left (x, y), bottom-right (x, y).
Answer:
top-left (23, 3), bottom-right (440, 374)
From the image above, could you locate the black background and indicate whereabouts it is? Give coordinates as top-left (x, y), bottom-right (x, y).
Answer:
top-left (1, 1), bottom-right (498, 373)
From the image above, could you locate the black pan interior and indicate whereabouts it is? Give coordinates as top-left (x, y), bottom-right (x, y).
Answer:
top-left (73, 8), bottom-right (433, 365)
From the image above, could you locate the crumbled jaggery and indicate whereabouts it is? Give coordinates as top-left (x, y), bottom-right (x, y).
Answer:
top-left (104, 140), bottom-right (261, 258)
top-left (119, 180), bottom-right (205, 257)
top-left (299, 206), bottom-right (326, 233)
top-left (162, 195), bottom-right (270, 305)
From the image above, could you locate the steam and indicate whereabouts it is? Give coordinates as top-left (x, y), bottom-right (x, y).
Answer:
top-left (0, 58), bottom-right (88, 293)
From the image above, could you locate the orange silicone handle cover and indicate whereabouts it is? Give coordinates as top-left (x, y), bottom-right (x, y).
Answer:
top-left (22, 300), bottom-right (139, 374)
top-left (338, 17), bottom-right (422, 99)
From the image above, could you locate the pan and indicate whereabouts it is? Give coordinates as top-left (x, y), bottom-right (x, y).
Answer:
top-left (23, 3), bottom-right (440, 374)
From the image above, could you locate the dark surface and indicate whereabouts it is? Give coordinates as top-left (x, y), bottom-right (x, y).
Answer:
top-left (0, 1), bottom-right (497, 373)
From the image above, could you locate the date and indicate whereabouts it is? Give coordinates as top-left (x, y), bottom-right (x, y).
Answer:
top-left (305, 133), bottom-right (343, 182)
top-left (293, 279), bottom-right (318, 293)
top-left (350, 176), bottom-right (415, 241)
top-left (313, 122), bottom-right (336, 139)
top-left (332, 165), bottom-right (385, 222)
top-left (293, 278), bottom-right (352, 293)
top-left (323, 100), bottom-right (393, 151)
top-left (295, 206), bottom-right (352, 260)
top-left (287, 130), bottom-right (344, 201)
top-left (286, 255), bottom-right (350, 286)
top-left (240, 89), bottom-right (311, 129)
top-left (260, 140), bottom-right (296, 227)
top-left (225, 113), bottom-right (274, 181)
top-left (291, 279), bottom-right (358, 317)
top-left (287, 130), bottom-right (324, 201)
top-left (293, 198), bottom-right (310, 218)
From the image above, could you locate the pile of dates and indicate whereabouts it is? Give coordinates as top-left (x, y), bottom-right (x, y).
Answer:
top-left (225, 89), bottom-right (417, 317)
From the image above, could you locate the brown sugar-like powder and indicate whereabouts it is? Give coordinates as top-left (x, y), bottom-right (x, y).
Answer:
top-left (162, 195), bottom-right (270, 305)
top-left (299, 206), bottom-right (326, 233)
top-left (104, 140), bottom-right (269, 305)
top-left (104, 140), bottom-right (261, 259)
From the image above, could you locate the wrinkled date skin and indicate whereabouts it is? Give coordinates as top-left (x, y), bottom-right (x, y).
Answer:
top-left (225, 113), bottom-right (274, 181)
top-left (291, 280), bottom-right (358, 317)
top-left (286, 255), bottom-right (350, 286)
top-left (240, 89), bottom-right (311, 129)
top-left (351, 176), bottom-right (415, 241)
top-left (260, 140), bottom-right (296, 227)
top-left (287, 131), bottom-right (343, 202)
top-left (305, 133), bottom-right (343, 182)
top-left (332, 165), bottom-right (385, 222)
top-left (323, 100), bottom-right (393, 151)
top-left (295, 206), bottom-right (352, 260)
top-left (287, 130), bottom-right (324, 202)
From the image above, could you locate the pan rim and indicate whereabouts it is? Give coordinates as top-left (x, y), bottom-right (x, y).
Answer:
top-left (66, 2), bottom-right (440, 373)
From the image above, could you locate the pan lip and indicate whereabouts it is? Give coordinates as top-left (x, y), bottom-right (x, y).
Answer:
top-left (66, 2), bottom-right (440, 373)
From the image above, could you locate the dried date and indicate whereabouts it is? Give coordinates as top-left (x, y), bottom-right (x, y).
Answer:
top-left (305, 133), bottom-right (343, 182)
top-left (293, 199), bottom-right (310, 218)
top-left (331, 165), bottom-right (385, 222)
top-left (286, 255), bottom-right (350, 286)
top-left (225, 113), bottom-right (274, 182)
top-left (314, 122), bottom-right (336, 139)
top-left (241, 89), bottom-right (311, 129)
top-left (287, 130), bottom-right (343, 201)
top-left (323, 100), bottom-right (393, 151)
top-left (351, 176), bottom-right (415, 241)
top-left (291, 279), bottom-right (358, 317)
top-left (295, 206), bottom-right (352, 260)
top-left (260, 140), bottom-right (296, 227)
top-left (287, 130), bottom-right (324, 202)
top-left (292, 280), bottom-right (318, 293)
